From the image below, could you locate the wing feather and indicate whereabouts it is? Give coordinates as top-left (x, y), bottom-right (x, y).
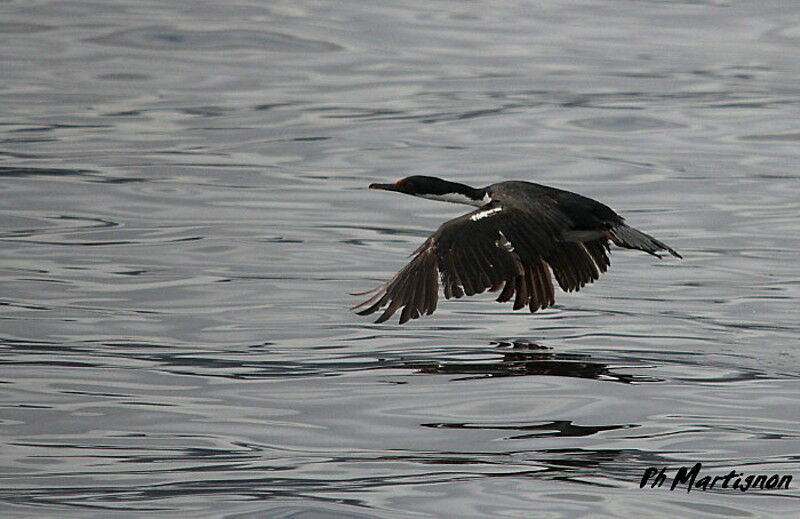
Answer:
top-left (513, 271), bottom-right (528, 310)
top-left (354, 199), bottom-right (614, 323)
top-left (545, 241), bottom-right (603, 292)
top-left (454, 248), bottom-right (477, 296)
top-left (584, 238), bottom-right (611, 273)
top-left (496, 278), bottom-right (516, 303)
top-left (442, 253), bottom-right (462, 299)
top-left (529, 259), bottom-right (551, 311)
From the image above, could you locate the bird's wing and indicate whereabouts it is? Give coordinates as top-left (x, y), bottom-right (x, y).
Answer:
top-left (353, 200), bottom-right (613, 324)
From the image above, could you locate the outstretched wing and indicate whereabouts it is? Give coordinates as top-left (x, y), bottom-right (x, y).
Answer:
top-left (353, 200), bottom-right (613, 324)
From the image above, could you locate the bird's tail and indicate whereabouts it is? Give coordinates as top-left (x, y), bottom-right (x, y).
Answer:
top-left (605, 224), bottom-right (682, 259)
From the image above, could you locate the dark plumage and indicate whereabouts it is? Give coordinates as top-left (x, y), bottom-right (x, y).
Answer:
top-left (353, 176), bottom-right (681, 324)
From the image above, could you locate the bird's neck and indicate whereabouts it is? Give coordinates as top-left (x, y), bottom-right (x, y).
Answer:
top-left (417, 183), bottom-right (491, 207)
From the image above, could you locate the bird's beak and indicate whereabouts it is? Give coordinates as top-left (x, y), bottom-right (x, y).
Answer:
top-left (369, 182), bottom-right (402, 192)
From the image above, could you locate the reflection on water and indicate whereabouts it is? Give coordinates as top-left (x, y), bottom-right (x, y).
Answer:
top-left (422, 421), bottom-right (638, 439)
top-left (2, 0), bottom-right (800, 517)
top-left (405, 342), bottom-right (661, 383)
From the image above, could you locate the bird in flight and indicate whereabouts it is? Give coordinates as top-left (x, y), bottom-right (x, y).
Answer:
top-left (353, 176), bottom-right (681, 324)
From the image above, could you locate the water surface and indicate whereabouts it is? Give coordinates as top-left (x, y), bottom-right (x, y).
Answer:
top-left (2, 1), bottom-right (799, 517)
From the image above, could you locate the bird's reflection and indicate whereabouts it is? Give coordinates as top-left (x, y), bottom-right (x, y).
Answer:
top-left (422, 420), bottom-right (636, 439)
top-left (403, 341), bottom-right (661, 383)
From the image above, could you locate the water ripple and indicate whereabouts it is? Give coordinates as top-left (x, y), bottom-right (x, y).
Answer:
top-left (88, 27), bottom-right (343, 52)
top-left (2, 0), bottom-right (800, 516)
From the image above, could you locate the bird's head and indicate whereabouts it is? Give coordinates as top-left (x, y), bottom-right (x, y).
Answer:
top-left (369, 176), bottom-right (489, 206)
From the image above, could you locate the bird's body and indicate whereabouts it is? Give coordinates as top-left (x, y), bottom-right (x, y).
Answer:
top-left (354, 176), bottom-right (681, 324)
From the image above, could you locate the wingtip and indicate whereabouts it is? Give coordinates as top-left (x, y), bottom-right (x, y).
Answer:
top-left (657, 247), bottom-right (682, 260)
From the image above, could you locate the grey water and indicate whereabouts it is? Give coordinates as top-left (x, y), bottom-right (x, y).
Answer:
top-left (1, 0), bottom-right (799, 517)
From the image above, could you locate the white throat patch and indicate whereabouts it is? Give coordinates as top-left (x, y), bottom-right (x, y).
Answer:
top-left (418, 192), bottom-right (492, 207)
